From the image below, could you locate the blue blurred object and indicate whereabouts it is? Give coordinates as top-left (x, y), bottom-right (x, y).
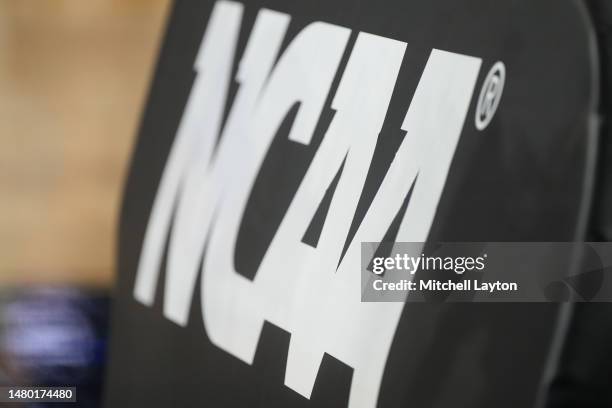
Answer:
top-left (0, 287), bottom-right (109, 407)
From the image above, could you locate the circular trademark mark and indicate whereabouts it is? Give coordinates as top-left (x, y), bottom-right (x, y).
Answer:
top-left (475, 61), bottom-right (505, 131)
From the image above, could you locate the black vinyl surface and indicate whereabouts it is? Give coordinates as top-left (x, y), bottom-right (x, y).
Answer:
top-left (105, 1), bottom-right (598, 407)
top-left (545, 1), bottom-right (612, 407)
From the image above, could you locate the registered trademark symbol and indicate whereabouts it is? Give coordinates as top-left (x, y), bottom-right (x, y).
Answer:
top-left (475, 61), bottom-right (505, 130)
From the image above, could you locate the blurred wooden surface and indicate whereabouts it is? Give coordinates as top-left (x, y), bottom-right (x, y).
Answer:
top-left (0, 0), bottom-right (171, 286)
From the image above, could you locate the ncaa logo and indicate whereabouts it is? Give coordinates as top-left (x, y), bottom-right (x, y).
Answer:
top-left (132, 1), bottom-right (504, 406)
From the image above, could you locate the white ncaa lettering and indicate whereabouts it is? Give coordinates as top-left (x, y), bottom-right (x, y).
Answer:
top-left (133, 2), bottom-right (482, 407)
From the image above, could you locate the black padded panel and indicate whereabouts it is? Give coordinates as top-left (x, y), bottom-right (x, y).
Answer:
top-left (544, 1), bottom-right (612, 407)
top-left (105, 1), bottom-right (598, 407)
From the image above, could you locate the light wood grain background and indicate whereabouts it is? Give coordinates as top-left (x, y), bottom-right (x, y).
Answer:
top-left (0, 0), bottom-right (170, 286)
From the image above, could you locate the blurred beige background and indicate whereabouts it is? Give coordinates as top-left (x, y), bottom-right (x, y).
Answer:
top-left (0, 0), bottom-right (170, 286)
